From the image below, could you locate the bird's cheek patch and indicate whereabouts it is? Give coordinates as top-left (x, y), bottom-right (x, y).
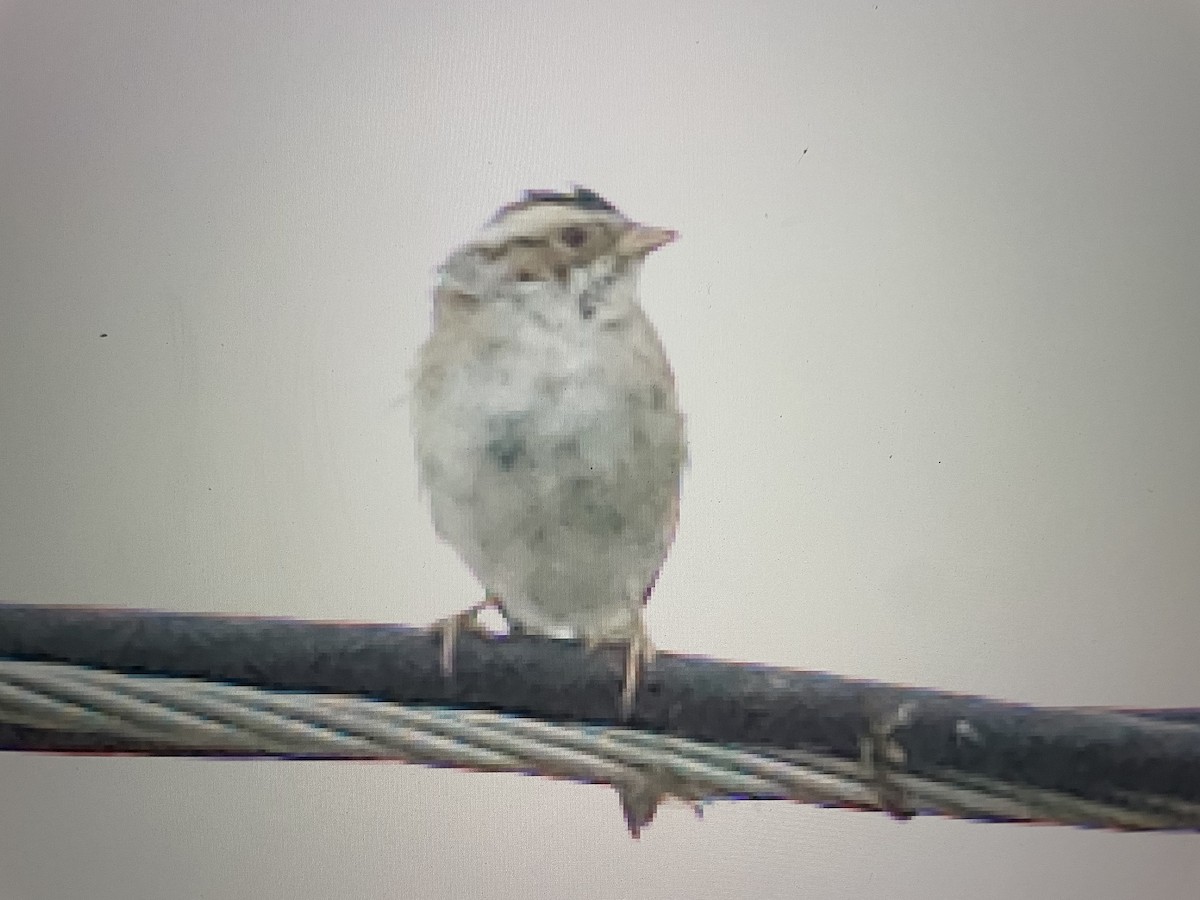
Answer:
top-left (505, 245), bottom-right (560, 283)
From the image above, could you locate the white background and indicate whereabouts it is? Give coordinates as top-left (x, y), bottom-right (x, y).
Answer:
top-left (1, 2), bottom-right (1198, 897)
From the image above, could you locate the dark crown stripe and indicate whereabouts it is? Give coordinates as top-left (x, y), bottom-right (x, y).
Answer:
top-left (489, 186), bottom-right (619, 223)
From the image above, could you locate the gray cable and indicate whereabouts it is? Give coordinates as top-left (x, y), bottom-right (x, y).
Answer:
top-left (3, 659), bottom-right (1197, 831)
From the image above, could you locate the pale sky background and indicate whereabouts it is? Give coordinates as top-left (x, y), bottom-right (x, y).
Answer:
top-left (2, 2), bottom-right (1199, 898)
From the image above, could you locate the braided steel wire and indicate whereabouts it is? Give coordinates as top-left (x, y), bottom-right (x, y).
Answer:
top-left (2, 658), bottom-right (1198, 831)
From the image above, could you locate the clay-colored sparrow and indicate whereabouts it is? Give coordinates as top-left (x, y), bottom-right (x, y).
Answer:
top-left (411, 187), bottom-right (686, 715)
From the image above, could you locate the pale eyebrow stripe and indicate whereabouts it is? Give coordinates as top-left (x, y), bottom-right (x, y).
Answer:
top-left (476, 204), bottom-right (623, 247)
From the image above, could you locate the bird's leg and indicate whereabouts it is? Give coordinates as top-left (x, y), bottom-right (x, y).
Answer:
top-left (435, 592), bottom-right (504, 677)
top-left (584, 607), bottom-right (656, 721)
top-left (620, 609), bottom-right (656, 720)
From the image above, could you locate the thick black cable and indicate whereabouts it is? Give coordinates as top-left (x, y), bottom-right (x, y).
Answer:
top-left (1, 602), bottom-right (1197, 815)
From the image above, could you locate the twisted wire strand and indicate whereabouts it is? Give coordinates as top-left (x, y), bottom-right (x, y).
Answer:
top-left (3, 659), bottom-right (1198, 831)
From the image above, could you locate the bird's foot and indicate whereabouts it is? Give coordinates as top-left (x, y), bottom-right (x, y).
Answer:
top-left (433, 592), bottom-right (504, 677)
top-left (584, 611), bottom-right (655, 721)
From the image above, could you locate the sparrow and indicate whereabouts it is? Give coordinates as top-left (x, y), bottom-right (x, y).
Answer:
top-left (411, 186), bottom-right (686, 717)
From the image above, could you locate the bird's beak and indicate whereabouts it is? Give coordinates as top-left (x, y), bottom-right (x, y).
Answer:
top-left (618, 224), bottom-right (678, 257)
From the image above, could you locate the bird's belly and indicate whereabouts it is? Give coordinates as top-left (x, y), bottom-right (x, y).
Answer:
top-left (419, 347), bottom-right (679, 639)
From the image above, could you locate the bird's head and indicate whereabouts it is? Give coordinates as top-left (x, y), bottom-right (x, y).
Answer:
top-left (438, 187), bottom-right (676, 324)
top-left (477, 187), bottom-right (676, 272)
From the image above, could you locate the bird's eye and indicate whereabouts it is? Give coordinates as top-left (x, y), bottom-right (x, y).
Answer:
top-left (559, 226), bottom-right (588, 248)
